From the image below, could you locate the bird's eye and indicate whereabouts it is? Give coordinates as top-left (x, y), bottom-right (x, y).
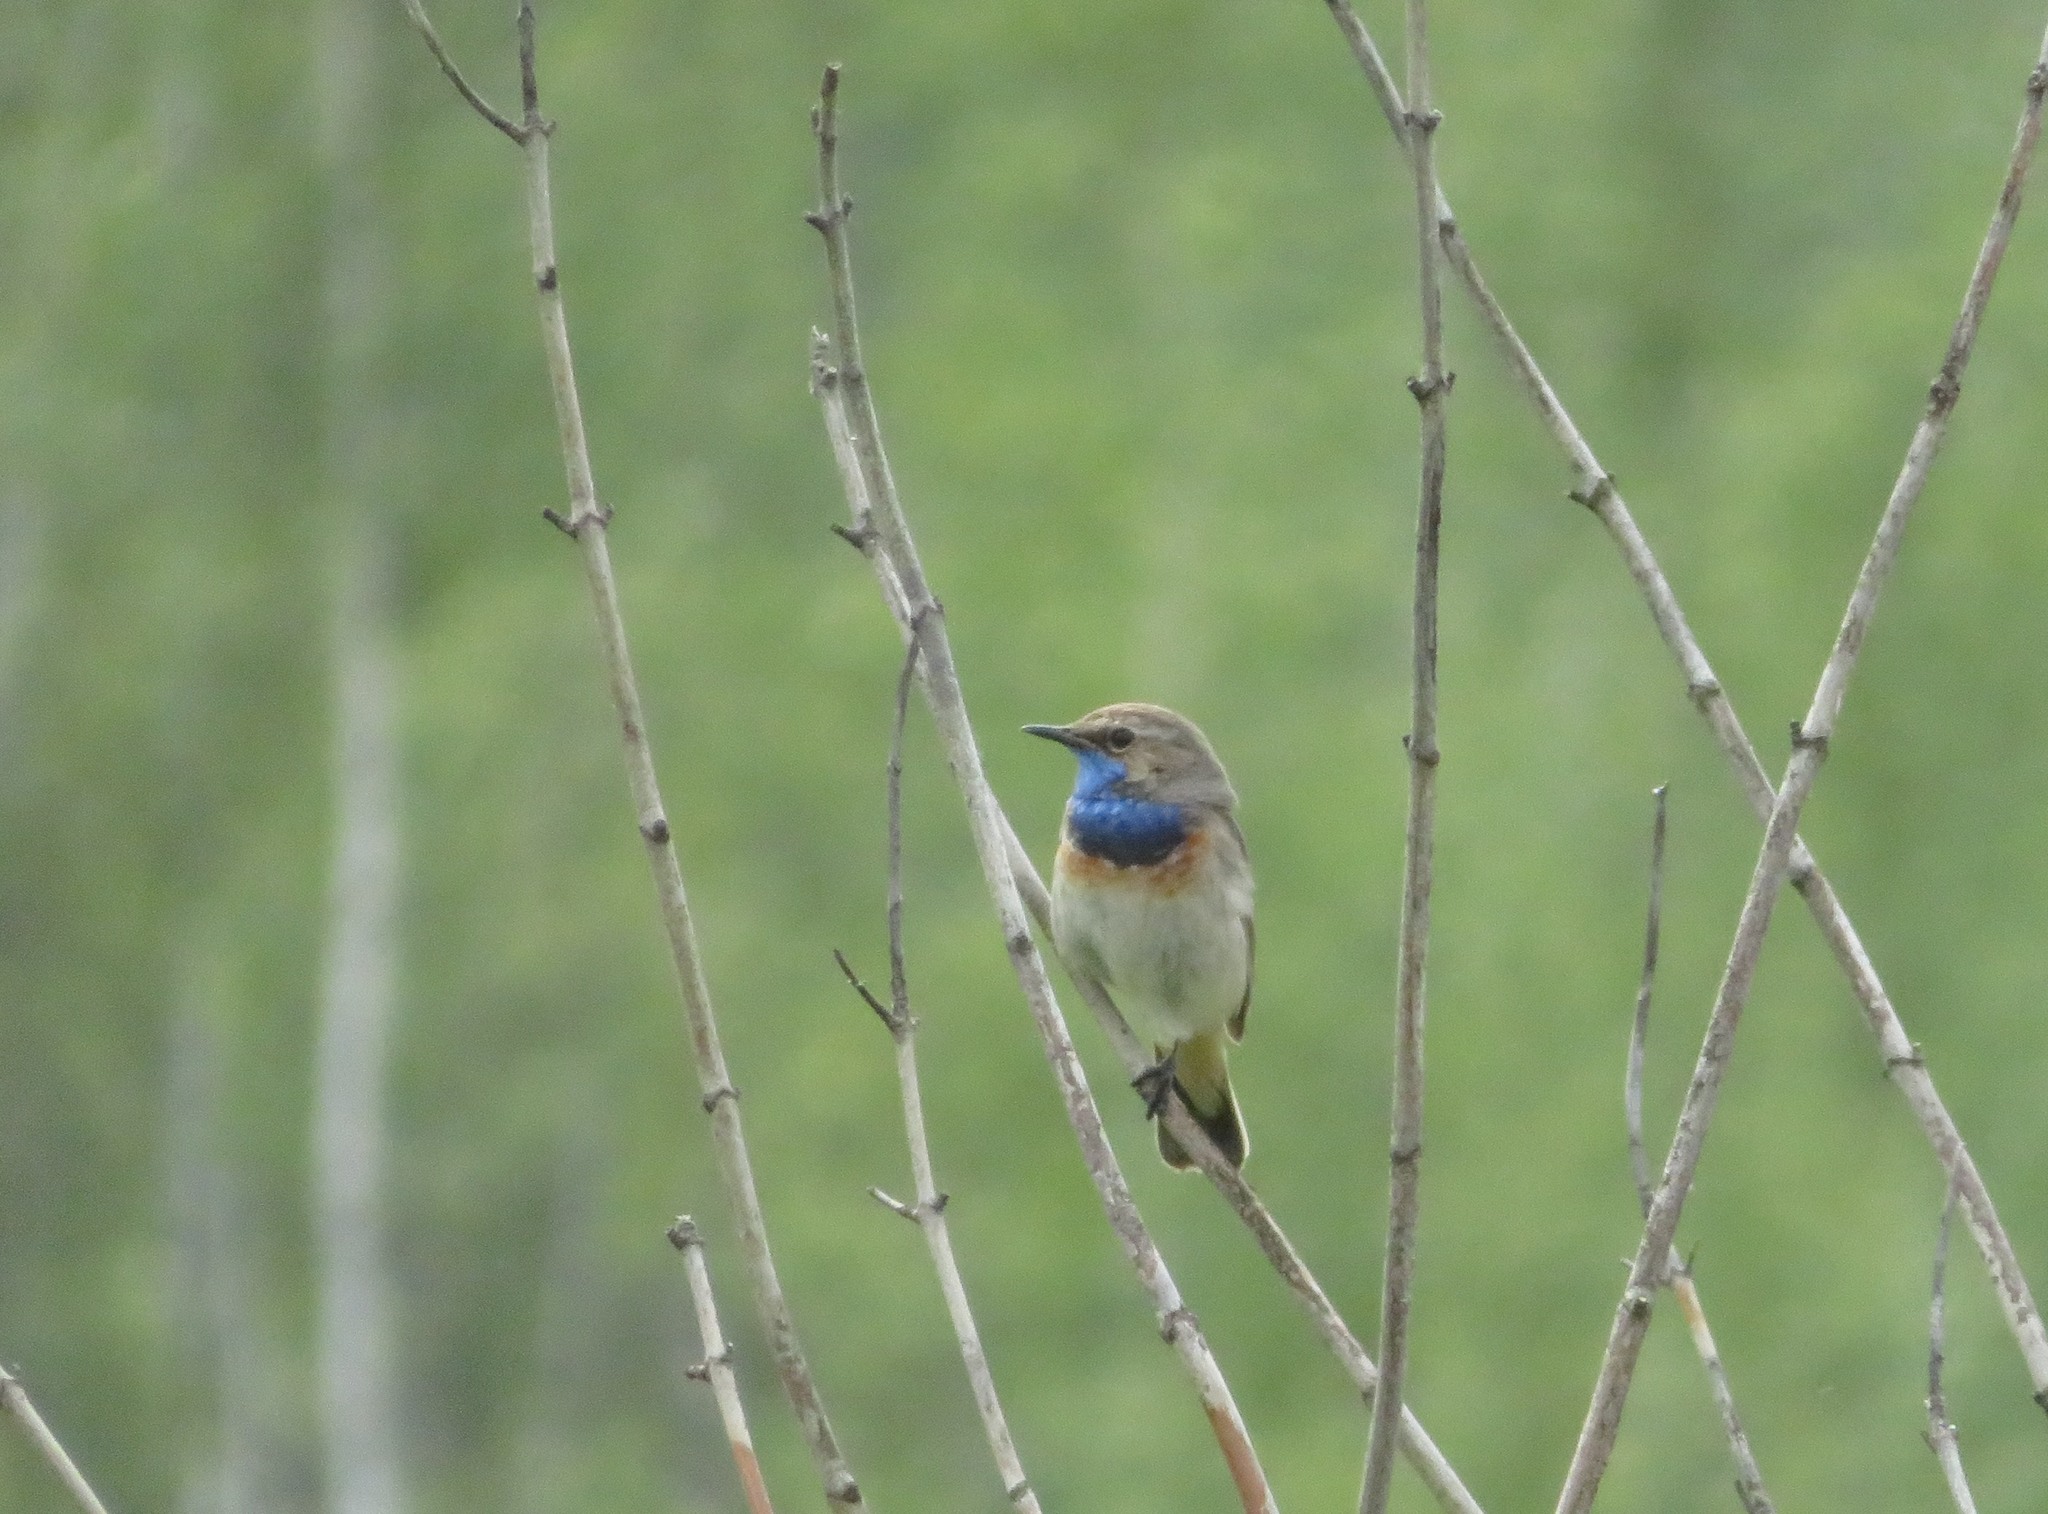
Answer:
top-left (1105, 725), bottom-right (1135, 752)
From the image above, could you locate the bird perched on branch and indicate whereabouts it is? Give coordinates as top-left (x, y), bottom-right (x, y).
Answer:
top-left (1024, 703), bottom-right (1253, 1169)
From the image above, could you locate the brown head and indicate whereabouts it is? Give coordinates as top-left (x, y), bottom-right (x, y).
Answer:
top-left (1023, 702), bottom-right (1238, 810)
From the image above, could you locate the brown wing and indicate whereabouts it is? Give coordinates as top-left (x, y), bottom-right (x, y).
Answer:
top-left (1220, 810), bottom-right (1254, 1042)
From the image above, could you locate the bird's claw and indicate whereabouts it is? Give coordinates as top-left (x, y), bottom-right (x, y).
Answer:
top-left (1131, 1055), bottom-right (1177, 1120)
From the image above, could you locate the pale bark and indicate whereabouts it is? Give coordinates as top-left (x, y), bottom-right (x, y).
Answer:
top-left (169, 948), bottom-right (274, 1514)
top-left (312, 0), bottom-right (408, 1509)
top-left (0, 1368), bottom-right (113, 1514)
top-left (1358, 2), bottom-right (1447, 1508)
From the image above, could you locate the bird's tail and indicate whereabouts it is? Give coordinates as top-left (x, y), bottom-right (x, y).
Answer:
top-left (1156, 1029), bottom-right (1249, 1170)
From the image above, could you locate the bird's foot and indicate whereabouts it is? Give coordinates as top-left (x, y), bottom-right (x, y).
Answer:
top-left (1131, 1054), bottom-right (1177, 1120)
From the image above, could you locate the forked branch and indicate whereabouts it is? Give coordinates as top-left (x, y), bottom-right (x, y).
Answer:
top-left (403, 9), bottom-right (868, 1509)
top-left (834, 627), bottom-right (1043, 1514)
top-left (1623, 789), bottom-right (1775, 1514)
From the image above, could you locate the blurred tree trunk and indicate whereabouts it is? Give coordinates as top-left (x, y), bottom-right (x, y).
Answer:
top-left (168, 945), bottom-right (277, 1514)
top-left (0, 494), bottom-right (38, 750)
top-left (311, 0), bottom-right (406, 1511)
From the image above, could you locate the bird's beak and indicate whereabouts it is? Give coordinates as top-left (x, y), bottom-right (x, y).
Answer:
top-left (1022, 723), bottom-right (1090, 753)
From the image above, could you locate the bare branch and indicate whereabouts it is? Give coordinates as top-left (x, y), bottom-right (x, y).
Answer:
top-left (1927, 1174), bottom-right (1980, 1514)
top-left (667, 1220), bottom-right (778, 1514)
top-left (406, 10), bottom-right (869, 1508)
top-left (0, 1366), bottom-right (113, 1514)
top-left (809, 64), bottom-right (1490, 1514)
top-left (1556, 29), bottom-right (2048, 1511)
top-left (1621, 792), bottom-right (1776, 1512)
top-left (834, 631), bottom-right (1043, 1514)
top-left (1325, 1), bottom-right (2048, 1407)
top-left (808, 64), bottom-right (1280, 1514)
top-left (832, 949), bottom-right (898, 1032)
top-left (1359, 2), bottom-right (1448, 1510)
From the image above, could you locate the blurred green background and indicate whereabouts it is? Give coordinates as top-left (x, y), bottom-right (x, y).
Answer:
top-left (5, 1), bottom-right (2048, 1511)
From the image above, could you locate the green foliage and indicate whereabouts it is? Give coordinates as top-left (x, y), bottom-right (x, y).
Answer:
top-left (4, 2), bottom-right (2047, 1511)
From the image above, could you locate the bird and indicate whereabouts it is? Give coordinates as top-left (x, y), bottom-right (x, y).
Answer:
top-left (1024, 703), bottom-right (1254, 1169)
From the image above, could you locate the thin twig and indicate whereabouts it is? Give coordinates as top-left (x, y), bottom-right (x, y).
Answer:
top-left (807, 65), bottom-right (1281, 1514)
top-left (1670, 1268), bottom-right (1774, 1514)
top-left (1327, 0), bottom-right (2048, 1407)
top-left (0, 1366), bottom-right (113, 1514)
top-left (1928, 1173), bottom-right (1980, 1514)
top-left (1554, 31), bottom-right (2048, 1510)
top-left (667, 1219), bottom-right (779, 1514)
top-left (1623, 790), bottom-right (1775, 1514)
top-left (405, 11), bottom-right (868, 1509)
top-left (395, 0), bottom-right (521, 141)
top-left (834, 628), bottom-right (1044, 1514)
top-left (1358, 3), bottom-right (1447, 1511)
top-left (1625, 786), bottom-right (1668, 1213)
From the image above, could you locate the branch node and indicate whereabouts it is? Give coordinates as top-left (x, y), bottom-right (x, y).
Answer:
top-left (640, 815), bottom-right (671, 845)
top-left (1886, 1045), bottom-right (1927, 1072)
top-left (826, 1473), bottom-right (863, 1507)
top-left (1405, 370), bottom-right (1456, 402)
top-left (2030, 62), bottom-right (2048, 102)
top-left (834, 949), bottom-right (904, 1032)
top-left (541, 503), bottom-right (611, 538)
top-left (537, 263), bottom-right (559, 293)
top-left (1788, 720), bottom-right (1829, 757)
top-left (1403, 108), bottom-right (1443, 134)
top-left (1401, 732), bottom-right (1441, 767)
top-left (1159, 1305), bottom-right (1199, 1345)
top-left (1568, 473), bottom-right (1617, 511)
top-left (1005, 1478), bottom-right (1032, 1503)
top-left (1390, 1140), bottom-right (1424, 1167)
top-left (831, 520), bottom-right (876, 552)
top-left (666, 1216), bottom-right (700, 1251)
top-left (868, 1186), bottom-right (919, 1221)
top-left (701, 1084), bottom-right (739, 1114)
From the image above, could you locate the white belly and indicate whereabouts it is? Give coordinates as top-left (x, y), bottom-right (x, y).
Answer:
top-left (1051, 851), bottom-right (1249, 1051)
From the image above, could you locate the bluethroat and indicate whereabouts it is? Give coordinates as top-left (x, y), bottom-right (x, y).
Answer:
top-left (1025, 703), bottom-right (1253, 1169)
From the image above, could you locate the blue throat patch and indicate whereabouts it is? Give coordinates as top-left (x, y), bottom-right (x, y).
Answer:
top-left (1065, 749), bottom-right (1187, 867)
